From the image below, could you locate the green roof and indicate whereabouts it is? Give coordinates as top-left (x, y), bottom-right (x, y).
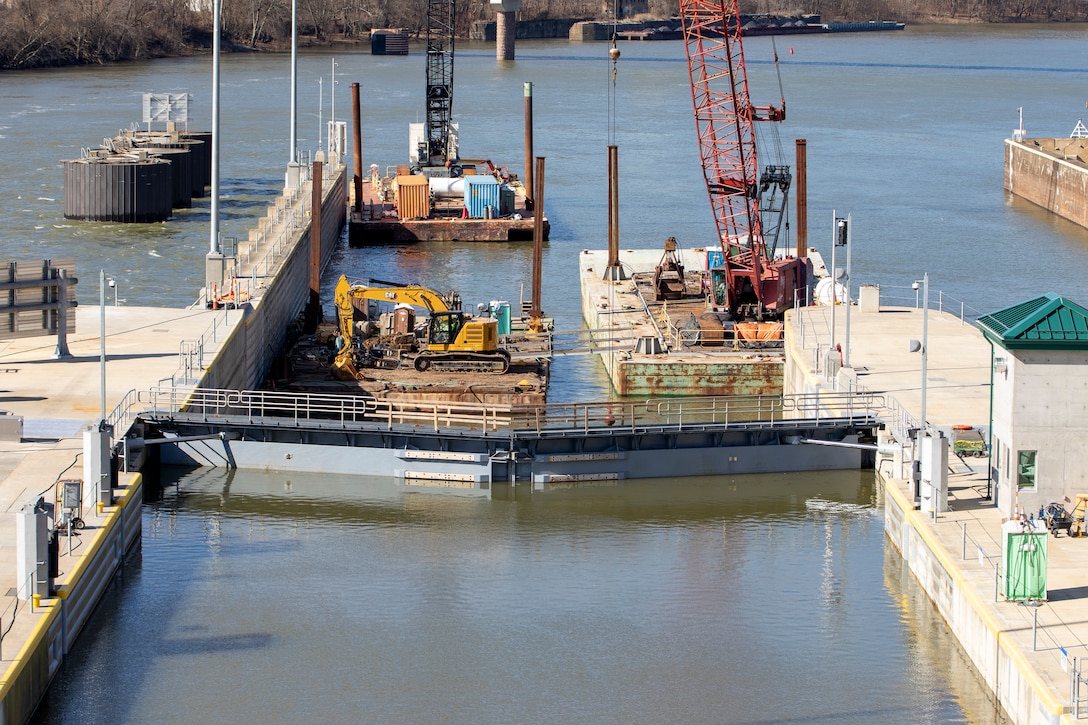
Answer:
top-left (975, 294), bottom-right (1088, 350)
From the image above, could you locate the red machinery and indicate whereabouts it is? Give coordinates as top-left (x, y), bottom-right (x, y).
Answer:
top-left (680, 0), bottom-right (804, 322)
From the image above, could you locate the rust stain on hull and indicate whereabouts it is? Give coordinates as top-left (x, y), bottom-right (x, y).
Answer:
top-left (617, 359), bottom-right (783, 398)
top-left (349, 215), bottom-right (549, 244)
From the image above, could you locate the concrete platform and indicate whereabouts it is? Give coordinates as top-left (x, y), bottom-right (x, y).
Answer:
top-left (0, 304), bottom-right (236, 670)
top-left (786, 299), bottom-right (1087, 724)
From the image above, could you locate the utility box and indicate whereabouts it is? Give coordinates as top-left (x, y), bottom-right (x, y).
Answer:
top-left (859, 284), bottom-right (880, 313)
top-left (1002, 519), bottom-right (1048, 601)
top-left (919, 430), bottom-right (948, 516)
top-left (16, 498), bottom-right (53, 600)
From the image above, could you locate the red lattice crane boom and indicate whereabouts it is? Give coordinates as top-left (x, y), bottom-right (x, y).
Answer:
top-left (680, 0), bottom-right (803, 321)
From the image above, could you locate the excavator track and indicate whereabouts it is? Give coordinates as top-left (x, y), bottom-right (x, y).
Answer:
top-left (414, 350), bottom-right (510, 374)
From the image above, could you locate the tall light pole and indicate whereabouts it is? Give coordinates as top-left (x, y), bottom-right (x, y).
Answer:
top-left (331, 57), bottom-right (338, 140)
top-left (909, 272), bottom-right (930, 431)
top-left (289, 0), bottom-right (298, 165)
top-left (830, 211), bottom-right (848, 370)
top-left (843, 213), bottom-right (852, 369)
top-left (206, 0), bottom-right (225, 301)
top-left (99, 270), bottom-right (106, 423)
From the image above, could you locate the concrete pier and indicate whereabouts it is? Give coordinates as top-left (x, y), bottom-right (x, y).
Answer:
top-left (785, 295), bottom-right (1087, 725)
top-left (0, 161), bottom-right (344, 723)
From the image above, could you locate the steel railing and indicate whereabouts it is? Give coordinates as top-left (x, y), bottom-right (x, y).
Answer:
top-left (133, 386), bottom-right (881, 437)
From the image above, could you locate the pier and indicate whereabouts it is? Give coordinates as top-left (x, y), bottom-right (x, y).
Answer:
top-left (0, 157), bottom-right (345, 723)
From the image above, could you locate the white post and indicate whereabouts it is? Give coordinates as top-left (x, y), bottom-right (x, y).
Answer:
top-left (289, 0), bottom-right (298, 164)
top-left (844, 213), bottom-right (852, 368)
top-left (921, 271), bottom-right (929, 431)
top-left (99, 269), bottom-right (106, 422)
top-left (830, 209), bottom-right (837, 363)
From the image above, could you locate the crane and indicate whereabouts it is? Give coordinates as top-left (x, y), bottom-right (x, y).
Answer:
top-left (679, 0), bottom-right (805, 322)
top-left (414, 0), bottom-right (458, 175)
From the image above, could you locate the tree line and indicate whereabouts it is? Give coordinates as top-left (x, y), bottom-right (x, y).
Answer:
top-left (2, 0), bottom-right (1085, 70)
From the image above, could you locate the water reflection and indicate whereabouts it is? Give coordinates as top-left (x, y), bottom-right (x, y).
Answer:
top-left (35, 466), bottom-right (1005, 724)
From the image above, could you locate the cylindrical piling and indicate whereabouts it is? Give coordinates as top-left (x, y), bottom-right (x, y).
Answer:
top-left (63, 155), bottom-right (173, 223)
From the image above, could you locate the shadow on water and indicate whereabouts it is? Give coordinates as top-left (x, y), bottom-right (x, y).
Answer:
top-left (158, 632), bottom-right (273, 656)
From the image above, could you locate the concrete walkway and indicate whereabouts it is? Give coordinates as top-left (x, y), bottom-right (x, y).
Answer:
top-left (0, 304), bottom-right (236, 662)
top-left (791, 302), bottom-right (1087, 723)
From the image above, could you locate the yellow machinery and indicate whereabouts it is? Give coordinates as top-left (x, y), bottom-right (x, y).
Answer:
top-left (332, 274), bottom-right (509, 379)
top-left (1071, 494), bottom-right (1088, 537)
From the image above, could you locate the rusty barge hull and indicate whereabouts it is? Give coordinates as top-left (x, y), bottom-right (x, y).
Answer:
top-left (611, 358), bottom-right (782, 397)
top-left (349, 212), bottom-right (548, 244)
top-left (1005, 136), bottom-right (1088, 229)
top-left (580, 248), bottom-right (787, 398)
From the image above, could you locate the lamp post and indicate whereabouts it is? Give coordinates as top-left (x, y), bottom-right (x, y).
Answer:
top-left (99, 270), bottom-right (106, 423)
top-left (909, 272), bottom-right (930, 432)
top-left (829, 211), bottom-right (848, 371)
top-left (107, 278), bottom-right (117, 306)
top-left (842, 214), bottom-right (852, 368)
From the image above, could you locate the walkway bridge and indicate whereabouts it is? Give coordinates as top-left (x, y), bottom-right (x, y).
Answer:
top-left (120, 387), bottom-right (882, 489)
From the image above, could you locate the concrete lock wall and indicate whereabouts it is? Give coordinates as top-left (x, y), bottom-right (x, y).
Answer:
top-left (1005, 140), bottom-right (1088, 230)
top-left (0, 477), bottom-right (143, 725)
top-left (882, 477), bottom-right (1065, 725)
top-left (202, 171), bottom-right (346, 392)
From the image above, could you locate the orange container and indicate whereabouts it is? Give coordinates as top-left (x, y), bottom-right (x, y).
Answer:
top-left (395, 175), bottom-right (430, 220)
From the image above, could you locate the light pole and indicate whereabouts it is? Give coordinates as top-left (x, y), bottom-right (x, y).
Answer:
top-left (99, 270), bottom-right (106, 423)
top-left (841, 214), bottom-right (852, 368)
top-left (107, 278), bottom-right (117, 306)
top-left (909, 272), bottom-right (929, 431)
top-left (830, 211), bottom-right (848, 370)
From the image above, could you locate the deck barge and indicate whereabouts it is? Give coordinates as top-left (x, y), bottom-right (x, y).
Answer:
top-left (580, 247), bottom-right (803, 397)
top-left (348, 172), bottom-right (547, 244)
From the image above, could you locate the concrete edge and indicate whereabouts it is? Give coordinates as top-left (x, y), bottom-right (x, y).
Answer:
top-left (881, 474), bottom-right (1066, 720)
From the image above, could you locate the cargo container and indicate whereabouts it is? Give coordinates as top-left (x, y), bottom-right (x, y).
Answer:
top-left (395, 175), bottom-right (430, 220)
top-left (465, 176), bottom-right (500, 219)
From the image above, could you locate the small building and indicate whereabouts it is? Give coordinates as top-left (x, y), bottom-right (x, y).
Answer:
top-left (975, 294), bottom-right (1088, 519)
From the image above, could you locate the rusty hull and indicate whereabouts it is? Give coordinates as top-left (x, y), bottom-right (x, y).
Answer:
top-left (614, 356), bottom-right (783, 397)
top-left (349, 212), bottom-right (547, 244)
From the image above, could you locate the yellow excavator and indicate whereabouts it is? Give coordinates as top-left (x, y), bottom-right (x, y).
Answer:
top-left (332, 274), bottom-right (510, 379)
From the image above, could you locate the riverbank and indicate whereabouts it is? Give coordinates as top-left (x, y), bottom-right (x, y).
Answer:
top-left (5, 14), bottom-right (1083, 70)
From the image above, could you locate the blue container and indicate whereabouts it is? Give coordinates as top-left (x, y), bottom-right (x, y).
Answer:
top-left (465, 176), bottom-right (500, 219)
top-left (490, 300), bottom-right (511, 335)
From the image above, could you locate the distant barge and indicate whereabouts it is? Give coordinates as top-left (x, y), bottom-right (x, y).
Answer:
top-left (1004, 130), bottom-right (1088, 229)
top-left (347, 161), bottom-right (547, 244)
top-left (573, 15), bottom-right (904, 42)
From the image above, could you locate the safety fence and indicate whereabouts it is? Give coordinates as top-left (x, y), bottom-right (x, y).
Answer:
top-left (125, 385), bottom-right (881, 438)
top-left (955, 516), bottom-right (1088, 715)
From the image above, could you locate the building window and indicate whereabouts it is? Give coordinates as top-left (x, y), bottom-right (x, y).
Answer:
top-left (1017, 450), bottom-right (1037, 489)
top-left (994, 440), bottom-right (1001, 483)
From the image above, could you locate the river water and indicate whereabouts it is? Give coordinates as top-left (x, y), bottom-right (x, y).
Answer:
top-left (6, 23), bottom-right (1084, 722)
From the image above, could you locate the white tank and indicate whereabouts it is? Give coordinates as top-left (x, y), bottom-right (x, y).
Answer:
top-left (429, 177), bottom-right (465, 199)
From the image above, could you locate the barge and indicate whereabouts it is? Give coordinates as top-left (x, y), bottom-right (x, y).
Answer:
top-left (347, 159), bottom-right (547, 244)
top-left (580, 245), bottom-right (813, 397)
top-left (1004, 128), bottom-right (1088, 229)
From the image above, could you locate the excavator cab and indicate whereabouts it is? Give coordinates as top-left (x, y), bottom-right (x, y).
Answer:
top-left (427, 311), bottom-right (465, 346)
